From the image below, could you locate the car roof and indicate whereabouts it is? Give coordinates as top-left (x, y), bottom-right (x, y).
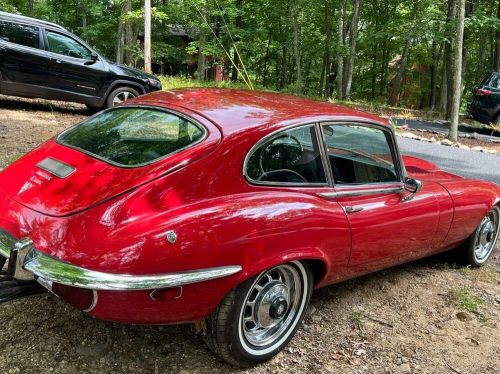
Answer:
top-left (0, 11), bottom-right (66, 31)
top-left (134, 88), bottom-right (390, 136)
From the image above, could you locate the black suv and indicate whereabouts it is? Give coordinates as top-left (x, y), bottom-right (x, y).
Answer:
top-left (468, 71), bottom-right (500, 125)
top-left (0, 12), bottom-right (162, 108)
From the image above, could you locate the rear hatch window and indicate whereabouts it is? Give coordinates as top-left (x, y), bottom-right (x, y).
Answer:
top-left (58, 107), bottom-right (206, 167)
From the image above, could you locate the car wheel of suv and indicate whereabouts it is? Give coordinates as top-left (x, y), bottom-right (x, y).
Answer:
top-left (203, 261), bottom-right (312, 367)
top-left (461, 206), bottom-right (500, 267)
top-left (106, 87), bottom-right (140, 108)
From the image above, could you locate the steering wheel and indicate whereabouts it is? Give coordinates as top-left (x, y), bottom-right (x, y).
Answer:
top-left (259, 134), bottom-right (304, 174)
top-left (257, 169), bottom-right (308, 183)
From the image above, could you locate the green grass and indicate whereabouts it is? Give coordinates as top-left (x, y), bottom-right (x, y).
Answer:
top-left (350, 312), bottom-right (365, 329)
top-left (452, 287), bottom-right (484, 313)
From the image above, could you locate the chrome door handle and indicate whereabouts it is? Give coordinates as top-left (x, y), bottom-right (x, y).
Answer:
top-left (345, 206), bottom-right (364, 213)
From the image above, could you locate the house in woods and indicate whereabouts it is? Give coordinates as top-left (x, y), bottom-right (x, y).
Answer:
top-left (387, 54), bottom-right (430, 109)
top-left (134, 25), bottom-right (226, 81)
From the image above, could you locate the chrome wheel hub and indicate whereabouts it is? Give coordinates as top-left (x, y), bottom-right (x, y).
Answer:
top-left (474, 209), bottom-right (499, 262)
top-left (241, 264), bottom-right (303, 348)
top-left (113, 91), bottom-right (136, 105)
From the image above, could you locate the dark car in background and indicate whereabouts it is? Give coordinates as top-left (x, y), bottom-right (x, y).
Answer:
top-left (0, 12), bottom-right (162, 109)
top-left (468, 71), bottom-right (500, 125)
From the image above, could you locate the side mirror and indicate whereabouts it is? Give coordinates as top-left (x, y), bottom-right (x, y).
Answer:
top-left (402, 177), bottom-right (422, 202)
top-left (84, 53), bottom-right (98, 65)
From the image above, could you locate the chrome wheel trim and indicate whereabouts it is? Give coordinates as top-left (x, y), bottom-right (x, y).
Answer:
top-left (473, 207), bottom-right (500, 263)
top-left (238, 261), bottom-right (308, 355)
top-left (112, 91), bottom-right (136, 105)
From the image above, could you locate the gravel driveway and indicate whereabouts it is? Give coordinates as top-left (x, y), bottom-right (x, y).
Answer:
top-left (398, 137), bottom-right (500, 184)
top-left (0, 96), bottom-right (499, 374)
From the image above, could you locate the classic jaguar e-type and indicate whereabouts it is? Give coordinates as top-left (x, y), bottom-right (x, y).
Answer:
top-left (0, 89), bottom-right (499, 366)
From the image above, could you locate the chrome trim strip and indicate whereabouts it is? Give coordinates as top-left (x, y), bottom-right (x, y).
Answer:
top-left (23, 248), bottom-right (242, 291)
top-left (317, 185), bottom-right (404, 199)
top-left (0, 229), bottom-right (242, 290)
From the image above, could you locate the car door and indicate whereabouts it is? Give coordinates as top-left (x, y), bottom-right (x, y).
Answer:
top-left (0, 19), bottom-right (49, 96)
top-left (42, 28), bottom-right (108, 102)
top-left (317, 122), bottom-right (441, 275)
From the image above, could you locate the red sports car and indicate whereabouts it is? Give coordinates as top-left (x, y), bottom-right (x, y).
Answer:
top-left (0, 89), bottom-right (499, 366)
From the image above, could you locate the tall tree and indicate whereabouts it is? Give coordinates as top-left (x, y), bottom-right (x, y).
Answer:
top-left (449, 0), bottom-right (466, 141)
top-left (337, 0), bottom-right (345, 99)
top-left (343, 0), bottom-right (362, 98)
top-left (144, 0), bottom-right (152, 73)
top-left (494, 0), bottom-right (500, 70)
top-left (290, 0), bottom-right (302, 91)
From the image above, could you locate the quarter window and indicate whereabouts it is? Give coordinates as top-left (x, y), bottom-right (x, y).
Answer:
top-left (58, 107), bottom-right (205, 167)
top-left (245, 125), bottom-right (327, 185)
top-left (322, 124), bottom-right (398, 184)
top-left (46, 31), bottom-right (92, 59)
top-left (0, 21), bottom-right (39, 48)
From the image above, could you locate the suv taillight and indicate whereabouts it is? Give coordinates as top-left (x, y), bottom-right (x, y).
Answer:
top-left (476, 88), bottom-right (493, 96)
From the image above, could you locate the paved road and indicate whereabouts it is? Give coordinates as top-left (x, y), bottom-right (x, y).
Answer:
top-left (398, 137), bottom-right (500, 184)
top-left (395, 118), bottom-right (500, 143)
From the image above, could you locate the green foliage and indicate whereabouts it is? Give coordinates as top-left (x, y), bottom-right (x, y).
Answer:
top-left (2, 0), bottom-right (500, 111)
top-left (453, 287), bottom-right (484, 313)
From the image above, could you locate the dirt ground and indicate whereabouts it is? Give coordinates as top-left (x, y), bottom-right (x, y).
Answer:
top-left (0, 95), bottom-right (499, 374)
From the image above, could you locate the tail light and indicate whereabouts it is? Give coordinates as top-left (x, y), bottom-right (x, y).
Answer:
top-left (476, 88), bottom-right (493, 96)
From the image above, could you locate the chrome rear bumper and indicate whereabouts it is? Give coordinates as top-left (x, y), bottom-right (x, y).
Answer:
top-left (0, 229), bottom-right (242, 291)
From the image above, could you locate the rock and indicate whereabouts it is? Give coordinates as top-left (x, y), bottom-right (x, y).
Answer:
top-left (487, 149), bottom-right (498, 154)
top-left (400, 132), bottom-right (420, 139)
top-left (307, 305), bottom-right (317, 316)
top-left (429, 136), bottom-right (437, 143)
top-left (459, 145), bottom-right (470, 150)
top-left (399, 363), bottom-right (411, 373)
top-left (311, 314), bottom-right (322, 322)
top-left (456, 311), bottom-right (471, 321)
top-left (440, 139), bottom-right (453, 146)
top-left (471, 146), bottom-right (483, 152)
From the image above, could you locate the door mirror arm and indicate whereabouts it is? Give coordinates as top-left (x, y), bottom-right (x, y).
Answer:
top-left (401, 177), bottom-right (423, 202)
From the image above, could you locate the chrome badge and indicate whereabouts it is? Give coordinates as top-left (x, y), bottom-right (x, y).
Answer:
top-left (166, 231), bottom-right (177, 245)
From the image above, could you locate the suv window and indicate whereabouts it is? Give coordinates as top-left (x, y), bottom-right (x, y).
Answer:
top-left (0, 21), bottom-right (39, 48)
top-left (486, 73), bottom-right (500, 89)
top-left (58, 107), bottom-right (205, 167)
top-left (322, 124), bottom-right (398, 185)
top-left (46, 30), bottom-right (92, 59)
top-left (245, 125), bottom-right (327, 185)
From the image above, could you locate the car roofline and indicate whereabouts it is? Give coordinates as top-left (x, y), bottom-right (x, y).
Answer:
top-left (0, 11), bottom-right (66, 31)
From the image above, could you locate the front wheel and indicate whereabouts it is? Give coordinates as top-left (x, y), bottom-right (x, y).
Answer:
top-left (105, 86), bottom-right (139, 108)
top-left (203, 261), bottom-right (312, 367)
top-left (463, 206), bottom-right (500, 267)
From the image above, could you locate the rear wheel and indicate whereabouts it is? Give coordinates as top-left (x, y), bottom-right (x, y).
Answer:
top-left (462, 206), bottom-right (500, 267)
top-left (106, 87), bottom-right (139, 108)
top-left (203, 261), bottom-right (312, 367)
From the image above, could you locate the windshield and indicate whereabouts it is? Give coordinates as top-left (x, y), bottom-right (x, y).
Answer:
top-left (58, 107), bottom-right (205, 167)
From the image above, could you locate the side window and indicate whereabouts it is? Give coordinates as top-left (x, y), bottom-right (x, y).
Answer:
top-left (486, 73), bottom-right (500, 89)
top-left (322, 124), bottom-right (398, 185)
top-left (0, 21), bottom-right (39, 48)
top-left (46, 31), bottom-right (92, 59)
top-left (245, 125), bottom-right (327, 185)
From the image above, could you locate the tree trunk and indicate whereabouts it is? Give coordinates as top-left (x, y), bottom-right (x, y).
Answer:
top-left (262, 29), bottom-right (272, 87)
top-left (28, 0), bottom-right (34, 16)
top-left (197, 32), bottom-right (206, 80)
top-left (124, 0), bottom-right (134, 66)
top-left (444, 0), bottom-right (457, 119)
top-left (343, 0), bottom-right (361, 98)
top-left (388, 37), bottom-right (411, 106)
top-left (231, 0), bottom-right (243, 82)
top-left (430, 40), bottom-right (438, 109)
top-left (370, 42), bottom-right (377, 99)
top-left (144, 0), bottom-right (152, 73)
top-left (319, 0), bottom-right (332, 96)
top-left (449, 0), bottom-right (465, 141)
top-left (290, 0), bottom-right (302, 91)
top-left (494, 0), bottom-right (500, 70)
top-left (336, 2), bottom-right (344, 100)
top-left (116, 2), bottom-right (127, 64)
